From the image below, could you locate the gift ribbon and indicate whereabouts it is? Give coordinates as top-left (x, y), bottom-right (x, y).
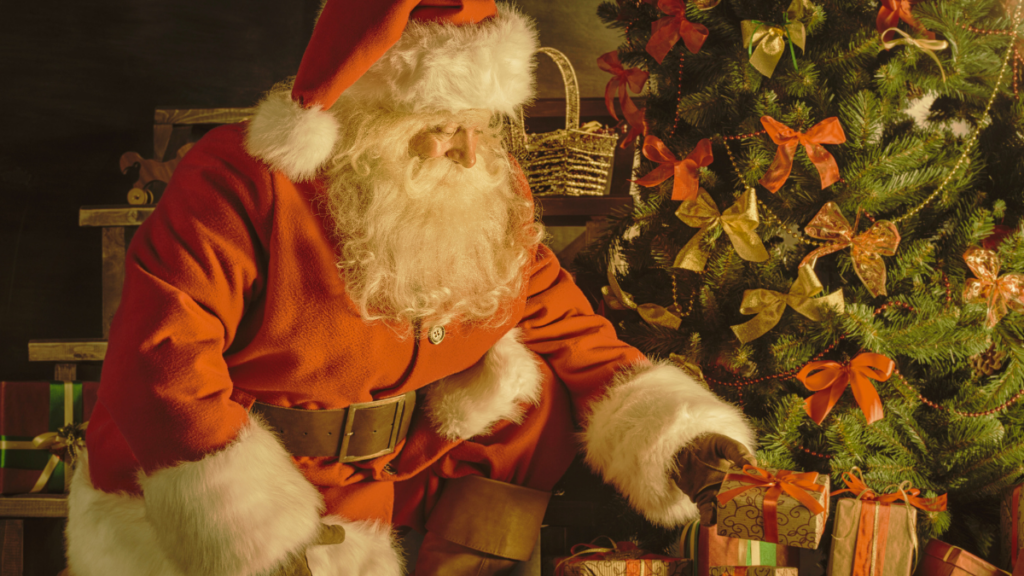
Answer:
top-left (633, 136), bottom-right (713, 202)
top-left (797, 352), bottom-right (894, 425)
top-left (717, 465), bottom-right (826, 544)
top-left (833, 468), bottom-right (947, 511)
top-left (598, 51), bottom-right (649, 121)
top-left (800, 202), bottom-right (900, 297)
top-left (880, 27), bottom-right (949, 82)
top-left (674, 188), bottom-right (770, 271)
top-left (758, 115), bottom-right (846, 193)
top-left (0, 382), bottom-right (87, 492)
top-left (646, 0), bottom-right (709, 63)
top-left (730, 264), bottom-right (845, 344)
top-left (555, 538), bottom-right (678, 576)
top-left (963, 246), bottom-right (1024, 328)
top-left (740, 0), bottom-right (811, 78)
top-left (877, 0), bottom-right (935, 42)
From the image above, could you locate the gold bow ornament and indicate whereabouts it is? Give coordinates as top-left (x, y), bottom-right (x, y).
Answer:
top-left (603, 266), bottom-right (683, 330)
top-left (740, 0), bottom-right (812, 78)
top-left (0, 420), bottom-right (88, 493)
top-left (800, 202), bottom-right (900, 297)
top-left (674, 187), bottom-right (770, 271)
top-left (731, 264), bottom-right (845, 344)
top-left (880, 27), bottom-right (949, 82)
top-left (963, 246), bottom-right (1024, 328)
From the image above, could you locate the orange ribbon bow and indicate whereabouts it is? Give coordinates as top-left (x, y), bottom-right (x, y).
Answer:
top-left (619, 105), bottom-right (648, 149)
top-left (646, 0), bottom-right (709, 64)
top-left (963, 246), bottom-right (1024, 328)
top-left (800, 203), bottom-right (900, 297)
top-left (598, 51), bottom-right (649, 121)
top-left (633, 137), bottom-right (713, 201)
top-left (877, 0), bottom-right (935, 42)
top-left (758, 116), bottom-right (846, 193)
top-left (717, 465), bottom-right (826, 544)
top-left (832, 468), bottom-right (948, 512)
top-left (797, 352), bottom-right (895, 425)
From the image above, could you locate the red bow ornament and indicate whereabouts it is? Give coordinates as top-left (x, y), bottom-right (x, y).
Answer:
top-left (963, 246), bottom-right (1024, 328)
top-left (759, 116), bottom-right (846, 193)
top-left (800, 203), bottom-right (900, 297)
top-left (797, 352), bottom-right (895, 425)
top-left (877, 0), bottom-right (935, 42)
top-left (646, 0), bottom-right (709, 64)
top-left (619, 105), bottom-right (647, 149)
top-left (598, 51), bottom-right (649, 121)
top-left (633, 137), bottom-right (713, 201)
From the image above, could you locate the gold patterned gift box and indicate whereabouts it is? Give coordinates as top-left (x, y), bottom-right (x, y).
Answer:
top-left (554, 541), bottom-right (692, 576)
top-left (716, 465), bottom-right (830, 549)
top-left (710, 567), bottom-right (798, 576)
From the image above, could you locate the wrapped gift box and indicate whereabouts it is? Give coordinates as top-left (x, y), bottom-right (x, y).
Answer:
top-left (556, 552), bottom-right (691, 576)
top-left (679, 521), bottom-right (798, 576)
top-left (710, 567), bottom-right (798, 576)
top-left (915, 540), bottom-right (1009, 576)
top-left (1002, 484), bottom-right (1024, 570)
top-left (827, 498), bottom-right (917, 576)
top-left (716, 466), bottom-right (830, 549)
top-left (0, 381), bottom-right (98, 494)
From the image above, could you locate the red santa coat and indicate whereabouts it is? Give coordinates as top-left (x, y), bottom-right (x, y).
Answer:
top-left (65, 124), bottom-right (754, 576)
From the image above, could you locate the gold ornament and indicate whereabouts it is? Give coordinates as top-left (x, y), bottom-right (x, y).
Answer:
top-left (740, 0), bottom-right (812, 78)
top-left (674, 188), bottom-right (769, 271)
top-left (730, 265), bottom-right (845, 344)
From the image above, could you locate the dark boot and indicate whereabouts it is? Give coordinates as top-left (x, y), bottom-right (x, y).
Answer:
top-left (413, 475), bottom-right (550, 576)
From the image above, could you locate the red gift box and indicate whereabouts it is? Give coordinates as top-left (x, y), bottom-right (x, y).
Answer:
top-left (0, 381), bottom-right (98, 494)
top-left (915, 540), bottom-right (1009, 576)
top-left (679, 521), bottom-right (798, 576)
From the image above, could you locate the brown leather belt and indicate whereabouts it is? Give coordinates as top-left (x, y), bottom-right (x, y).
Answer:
top-left (251, 391), bottom-right (416, 462)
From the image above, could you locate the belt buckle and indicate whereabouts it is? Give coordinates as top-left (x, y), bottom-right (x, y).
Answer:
top-left (337, 393), bottom-right (409, 463)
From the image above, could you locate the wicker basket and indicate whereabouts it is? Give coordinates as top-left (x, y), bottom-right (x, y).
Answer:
top-left (509, 48), bottom-right (619, 197)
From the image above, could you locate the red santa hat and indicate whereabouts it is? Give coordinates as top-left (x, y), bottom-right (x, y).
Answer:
top-left (244, 0), bottom-right (539, 181)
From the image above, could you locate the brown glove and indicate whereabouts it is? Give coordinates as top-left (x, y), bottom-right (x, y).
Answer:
top-left (269, 524), bottom-right (347, 576)
top-left (672, 433), bottom-right (756, 526)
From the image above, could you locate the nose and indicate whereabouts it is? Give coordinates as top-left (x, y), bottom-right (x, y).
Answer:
top-left (446, 128), bottom-right (477, 169)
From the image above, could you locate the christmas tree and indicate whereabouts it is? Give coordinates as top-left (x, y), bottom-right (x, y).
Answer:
top-left (583, 0), bottom-right (1024, 560)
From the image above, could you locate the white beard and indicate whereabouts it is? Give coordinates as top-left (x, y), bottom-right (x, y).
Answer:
top-left (323, 108), bottom-right (542, 330)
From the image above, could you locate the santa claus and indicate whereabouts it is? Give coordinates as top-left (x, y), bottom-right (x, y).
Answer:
top-left (64, 1), bottom-right (756, 575)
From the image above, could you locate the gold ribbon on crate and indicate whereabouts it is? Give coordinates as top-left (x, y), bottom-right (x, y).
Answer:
top-left (800, 202), bottom-right (900, 298)
top-left (740, 0), bottom-right (812, 78)
top-left (731, 265), bottom-right (845, 344)
top-left (880, 27), bottom-right (949, 82)
top-left (0, 382), bottom-right (88, 493)
top-left (674, 188), bottom-right (769, 271)
top-left (602, 266), bottom-right (683, 330)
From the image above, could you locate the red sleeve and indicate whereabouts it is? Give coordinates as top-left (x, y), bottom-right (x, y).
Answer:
top-left (99, 126), bottom-right (272, 473)
top-left (517, 243), bottom-right (648, 420)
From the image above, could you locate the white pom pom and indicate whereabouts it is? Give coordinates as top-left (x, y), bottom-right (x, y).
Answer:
top-left (244, 91), bottom-right (339, 181)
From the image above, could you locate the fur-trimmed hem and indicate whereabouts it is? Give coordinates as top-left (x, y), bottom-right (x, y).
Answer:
top-left (244, 90), bottom-right (340, 181)
top-left (66, 418), bottom-right (325, 576)
top-left (581, 362), bottom-right (755, 527)
top-left (424, 327), bottom-right (542, 440)
top-left (306, 517), bottom-right (404, 576)
top-left (341, 4), bottom-right (539, 117)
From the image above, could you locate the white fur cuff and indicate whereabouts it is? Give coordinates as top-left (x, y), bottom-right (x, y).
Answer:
top-left (140, 417), bottom-right (324, 576)
top-left (581, 362), bottom-right (755, 527)
top-left (424, 327), bottom-right (543, 440)
top-left (306, 517), bottom-right (404, 576)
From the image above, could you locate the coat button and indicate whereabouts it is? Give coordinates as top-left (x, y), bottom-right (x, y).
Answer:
top-left (427, 325), bottom-right (445, 345)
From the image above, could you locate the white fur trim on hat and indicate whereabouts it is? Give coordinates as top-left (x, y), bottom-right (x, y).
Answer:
top-left (244, 90), bottom-right (340, 181)
top-left (66, 418), bottom-right (324, 576)
top-left (424, 327), bottom-right (543, 440)
top-left (581, 362), bottom-right (755, 527)
top-left (342, 4), bottom-right (539, 117)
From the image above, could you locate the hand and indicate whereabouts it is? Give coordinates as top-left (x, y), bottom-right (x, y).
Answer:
top-left (672, 433), bottom-right (755, 526)
top-left (268, 524), bottom-right (346, 576)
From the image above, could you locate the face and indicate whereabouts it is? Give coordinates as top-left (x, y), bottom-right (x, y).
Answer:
top-left (407, 110), bottom-right (498, 169)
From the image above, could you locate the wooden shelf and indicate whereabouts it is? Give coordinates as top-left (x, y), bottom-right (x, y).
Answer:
top-left (28, 339), bottom-right (107, 363)
top-left (0, 495), bottom-right (67, 518)
top-left (79, 205), bottom-right (154, 227)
